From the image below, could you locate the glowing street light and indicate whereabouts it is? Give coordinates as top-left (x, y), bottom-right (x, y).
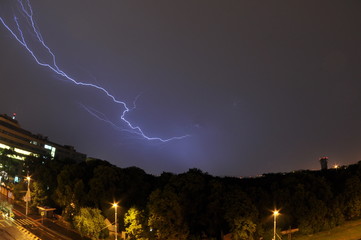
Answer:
top-left (25, 176), bottom-right (31, 216)
top-left (113, 203), bottom-right (118, 240)
top-left (273, 210), bottom-right (279, 240)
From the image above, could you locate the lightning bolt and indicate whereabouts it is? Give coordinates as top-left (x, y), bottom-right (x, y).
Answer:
top-left (0, 0), bottom-right (190, 142)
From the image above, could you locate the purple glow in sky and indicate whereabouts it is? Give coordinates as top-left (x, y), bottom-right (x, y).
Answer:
top-left (0, 0), bottom-right (190, 142)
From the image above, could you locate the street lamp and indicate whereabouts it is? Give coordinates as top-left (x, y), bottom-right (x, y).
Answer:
top-left (273, 210), bottom-right (279, 240)
top-left (113, 203), bottom-right (118, 240)
top-left (25, 176), bottom-right (31, 216)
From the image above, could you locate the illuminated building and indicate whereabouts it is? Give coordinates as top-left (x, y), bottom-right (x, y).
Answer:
top-left (0, 113), bottom-right (86, 162)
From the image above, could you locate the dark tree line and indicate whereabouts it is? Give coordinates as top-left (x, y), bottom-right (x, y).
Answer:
top-left (9, 155), bottom-right (361, 240)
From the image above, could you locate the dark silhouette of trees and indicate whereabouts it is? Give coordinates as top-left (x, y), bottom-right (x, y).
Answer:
top-left (148, 187), bottom-right (189, 240)
top-left (10, 154), bottom-right (361, 240)
top-left (342, 175), bottom-right (361, 219)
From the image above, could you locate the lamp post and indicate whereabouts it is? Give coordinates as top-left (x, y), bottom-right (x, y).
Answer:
top-left (273, 210), bottom-right (279, 240)
top-left (25, 176), bottom-right (31, 216)
top-left (113, 203), bottom-right (118, 240)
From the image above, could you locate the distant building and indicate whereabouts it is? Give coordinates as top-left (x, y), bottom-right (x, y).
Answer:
top-left (319, 156), bottom-right (328, 170)
top-left (0, 113), bottom-right (86, 162)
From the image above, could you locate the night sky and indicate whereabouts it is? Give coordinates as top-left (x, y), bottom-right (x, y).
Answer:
top-left (1, 0), bottom-right (361, 177)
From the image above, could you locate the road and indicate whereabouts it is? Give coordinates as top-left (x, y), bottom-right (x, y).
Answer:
top-left (12, 207), bottom-right (74, 240)
top-left (0, 194), bottom-right (89, 240)
top-left (0, 214), bottom-right (39, 240)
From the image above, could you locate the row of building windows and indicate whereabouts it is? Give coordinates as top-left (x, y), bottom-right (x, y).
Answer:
top-left (0, 126), bottom-right (55, 157)
top-left (0, 136), bottom-right (48, 156)
top-left (0, 114), bottom-right (86, 162)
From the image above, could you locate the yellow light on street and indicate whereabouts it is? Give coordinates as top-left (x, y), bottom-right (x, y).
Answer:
top-left (25, 176), bottom-right (31, 215)
top-left (273, 210), bottom-right (280, 240)
top-left (112, 202), bottom-right (118, 240)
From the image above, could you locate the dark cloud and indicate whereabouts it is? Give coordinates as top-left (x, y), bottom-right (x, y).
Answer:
top-left (1, 0), bottom-right (361, 176)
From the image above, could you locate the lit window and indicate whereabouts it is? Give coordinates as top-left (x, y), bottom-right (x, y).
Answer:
top-left (14, 148), bottom-right (32, 155)
top-left (51, 147), bottom-right (56, 158)
top-left (44, 144), bottom-right (52, 150)
top-left (8, 154), bottom-right (25, 160)
top-left (0, 143), bottom-right (10, 149)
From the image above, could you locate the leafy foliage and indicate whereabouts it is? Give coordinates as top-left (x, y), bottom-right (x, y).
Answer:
top-left (73, 207), bottom-right (108, 239)
top-left (124, 207), bottom-right (148, 240)
top-left (343, 176), bottom-right (361, 219)
top-left (148, 188), bottom-right (189, 240)
top-left (231, 218), bottom-right (256, 240)
top-left (30, 181), bottom-right (48, 210)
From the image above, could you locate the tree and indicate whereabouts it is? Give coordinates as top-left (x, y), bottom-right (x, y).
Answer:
top-left (167, 168), bottom-right (210, 238)
top-left (148, 188), bottom-right (189, 240)
top-left (223, 187), bottom-right (258, 239)
top-left (343, 176), bottom-right (361, 219)
top-left (292, 185), bottom-right (328, 234)
top-left (73, 207), bottom-right (108, 240)
top-left (13, 182), bottom-right (26, 201)
top-left (231, 218), bottom-right (256, 240)
top-left (87, 165), bottom-right (121, 210)
top-left (124, 207), bottom-right (149, 240)
top-left (53, 164), bottom-right (85, 220)
top-left (0, 149), bottom-right (22, 181)
top-left (30, 181), bottom-right (48, 210)
top-left (205, 179), bottom-right (227, 239)
top-left (24, 156), bottom-right (58, 198)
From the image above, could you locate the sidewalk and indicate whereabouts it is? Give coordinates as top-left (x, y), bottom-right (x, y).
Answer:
top-left (17, 204), bottom-right (90, 240)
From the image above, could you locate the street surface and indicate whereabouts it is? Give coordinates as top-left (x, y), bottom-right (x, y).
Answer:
top-left (0, 194), bottom-right (89, 240)
top-left (0, 214), bottom-right (39, 240)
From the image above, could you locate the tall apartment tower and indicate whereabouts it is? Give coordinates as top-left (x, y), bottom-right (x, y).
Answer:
top-left (319, 157), bottom-right (328, 170)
